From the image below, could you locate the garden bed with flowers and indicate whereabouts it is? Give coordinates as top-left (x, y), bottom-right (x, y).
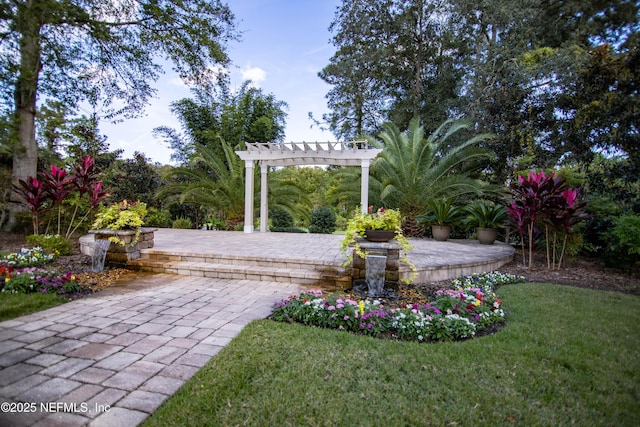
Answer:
top-left (1, 247), bottom-right (88, 297)
top-left (270, 271), bottom-right (525, 342)
top-left (0, 246), bottom-right (130, 299)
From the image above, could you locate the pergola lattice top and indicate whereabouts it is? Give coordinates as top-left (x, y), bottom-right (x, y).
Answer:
top-left (236, 141), bottom-right (382, 167)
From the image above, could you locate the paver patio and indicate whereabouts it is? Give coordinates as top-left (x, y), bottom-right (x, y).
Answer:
top-left (0, 274), bottom-right (304, 426)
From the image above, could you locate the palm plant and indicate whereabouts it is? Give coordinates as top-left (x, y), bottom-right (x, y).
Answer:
top-left (157, 140), bottom-right (309, 229)
top-left (417, 198), bottom-right (464, 226)
top-left (157, 141), bottom-right (245, 227)
top-left (370, 117), bottom-right (499, 236)
top-left (464, 202), bottom-right (508, 229)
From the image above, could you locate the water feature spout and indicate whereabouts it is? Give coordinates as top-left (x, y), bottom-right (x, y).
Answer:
top-left (91, 239), bottom-right (111, 272)
top-left (365, 255), bottom-right (387, 297)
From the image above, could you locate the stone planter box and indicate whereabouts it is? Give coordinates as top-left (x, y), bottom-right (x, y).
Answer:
top-left (82, 228), bottom-right (157, 266)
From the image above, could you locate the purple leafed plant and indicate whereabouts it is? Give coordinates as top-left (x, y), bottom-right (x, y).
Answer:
top-left (507, 170), bottom-right (585, 269)
top-left (14, 177), bottom-right (48, 235)
top-left (13, 155), bottom-right (108, 238)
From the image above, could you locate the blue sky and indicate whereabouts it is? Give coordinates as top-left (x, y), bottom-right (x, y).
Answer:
top-left (100, 0), bottom-right (341, 165)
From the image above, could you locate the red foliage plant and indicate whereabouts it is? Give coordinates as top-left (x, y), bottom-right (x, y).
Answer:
top-left (13, 155), bottom-right (108, 237)
top-left (507, 170), bottom-right (586, 269)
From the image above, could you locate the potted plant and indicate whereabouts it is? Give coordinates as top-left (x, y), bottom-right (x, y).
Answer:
top-left (464, 202), bottom-right (507, 244)
top-left (417, 198), bottom-right (462, 241)
top-left (92, 200), bottom-right (148, 246)
top-left (340, 207), bottom-right (414, 277)
top-left (341, 207), bottom-right (404, 249)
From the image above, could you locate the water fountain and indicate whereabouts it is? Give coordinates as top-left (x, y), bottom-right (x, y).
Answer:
top-left (90, 239), bottom-right (111, 272)
top-left (365, 255), bottom-right (387, 297)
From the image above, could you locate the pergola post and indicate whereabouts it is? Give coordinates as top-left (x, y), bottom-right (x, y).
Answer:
top-left (243, 160), bottom-right (255, 233)
top-left (361, 159), bottom-right (370, 214)
top-left (260, 162), bottom-right (269, 232)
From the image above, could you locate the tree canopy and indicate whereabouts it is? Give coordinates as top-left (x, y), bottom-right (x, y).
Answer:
top-left (320, 0), bottom-right (640, 175)
top-left (1, 0), bottom-right (238, 227)
top-left (154, 81), bottom-right (288, 165)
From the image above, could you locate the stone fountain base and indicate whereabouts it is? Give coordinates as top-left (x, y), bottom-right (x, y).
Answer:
top-left (80, 228), bottom-right (157, 266)
top-left (351, 240), bottom-right (402, 292)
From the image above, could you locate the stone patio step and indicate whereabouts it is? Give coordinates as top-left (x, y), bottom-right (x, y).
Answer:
top-left (137, 250), bottom-right (335, 270)
top-left (127, 259), bottom-right (352, 289)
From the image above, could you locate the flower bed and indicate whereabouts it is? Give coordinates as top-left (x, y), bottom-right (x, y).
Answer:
top-left (1, 266), bottom-right (81, 295)
top-left (270, 272), bottom-right (525, 342)
top-left (1, 247), bottom-right (55, 267)
top-left (1, 248), bottom-right (84, 296)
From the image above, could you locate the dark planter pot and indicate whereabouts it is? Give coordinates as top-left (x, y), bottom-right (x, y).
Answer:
top-left (364, 230), bottom-right (396, 242)
top-left (431, 225), bottom-right (451, 241)
top-left (476, 227), bottom-right (498, 245)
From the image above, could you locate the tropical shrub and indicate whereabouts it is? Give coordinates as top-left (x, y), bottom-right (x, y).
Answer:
top-left (309, 207), bottom-right (337, 234)
top-left (463, 202), bottom-right (508, 229)
top-left (92, 200), bottom-right (147, 246)
top-left (270, 206), bottom-right (294, 231)
top-left (26, 234), bottom-right (73, 256)
top-left (507, 170), bottom-right (586, 269)
top-left (13, 155), bottom-right (108, 237)
top-left (145, 207), bottom-right (172, 228)
top-left (172, 217), bottom-right (193, 229)
top-left (203, 217), bottom-right (226, 230)
top-left (417, 198), bottom-right (464, 226)
top-left (369, 118), bottom-right (498, 236)
top-left (604, 214), bottom-right (640, 271)
top-left (611, 214), bottom-right (640, 256)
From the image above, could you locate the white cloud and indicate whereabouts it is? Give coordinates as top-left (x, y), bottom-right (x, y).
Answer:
top-left (168, 77), bottom-right (188, 88)
top-left (240, 65), bottom-right (267, 87)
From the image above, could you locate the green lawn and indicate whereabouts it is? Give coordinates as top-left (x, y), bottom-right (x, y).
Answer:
top-left (0, 292), bottom-right (67, 322)
top-left (144, 283), bottom-right (640, 427)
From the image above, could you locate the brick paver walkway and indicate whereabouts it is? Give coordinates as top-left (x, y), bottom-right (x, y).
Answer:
top-left (0, 274), bottom-right (304, 426)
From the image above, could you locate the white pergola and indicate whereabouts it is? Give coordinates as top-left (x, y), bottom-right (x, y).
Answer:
top-left (235, 141), bottom-right (382, 233)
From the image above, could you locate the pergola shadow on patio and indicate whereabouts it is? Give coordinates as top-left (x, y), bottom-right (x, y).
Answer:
top-left (128, 229), bottom-right (515, 288)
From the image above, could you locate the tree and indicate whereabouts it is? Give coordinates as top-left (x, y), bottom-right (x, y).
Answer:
top-left (553, 41), bottom-right (640, 167)
top-left (450, 0), bottom-right (640, 175)
top-left (1, 0), bottom-right (238, 227)
top-left (105, 152), bottom-right (162, 207)
top-left (371, 117), bottom-right (497, 236)
top-left (320, 0), bottom-right (464, 139)
top-left (323, 0), bottom-right (640, 178)
top-left (316, 0), bottom-right (395, 140)
top-left (384, 0), bottom-right (461, 127)
top-left (154, 81), bottom-right (288, 164)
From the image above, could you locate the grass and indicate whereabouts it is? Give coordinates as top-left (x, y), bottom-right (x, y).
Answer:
top-left (143, 283), bottom-right (640, 427)
top-left (0, 292), bottom-right (67, 321)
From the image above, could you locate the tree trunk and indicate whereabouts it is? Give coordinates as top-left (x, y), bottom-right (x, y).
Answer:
top-left (8, 2), bottom-right (42, 230)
